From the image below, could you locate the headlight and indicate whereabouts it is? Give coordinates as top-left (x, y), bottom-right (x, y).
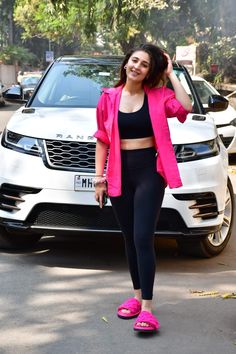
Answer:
top-left (174, 138), bottom-right (220, 163)
top-left (2, 129), bottom-right (43, 156)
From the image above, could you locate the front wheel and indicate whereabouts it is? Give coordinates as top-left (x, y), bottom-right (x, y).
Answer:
top-left (0, 226), bottom-right (42, 250)
top-left (177, 178), bottom-right (234, 258)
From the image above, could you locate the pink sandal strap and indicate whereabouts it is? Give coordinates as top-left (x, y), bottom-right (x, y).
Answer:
top-left (134, 311), bottom-right (160, 331)
top-left (118, 298), bottom-right (141, 314)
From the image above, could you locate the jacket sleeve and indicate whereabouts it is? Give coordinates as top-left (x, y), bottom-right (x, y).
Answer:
top-left (164, 88), bottom-right (191, 123)
top-left (93, 94), bottom-right (110, 145)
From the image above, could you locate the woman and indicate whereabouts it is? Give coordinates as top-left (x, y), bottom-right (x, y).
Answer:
top-left (94, 44), bottom-right (192, 333)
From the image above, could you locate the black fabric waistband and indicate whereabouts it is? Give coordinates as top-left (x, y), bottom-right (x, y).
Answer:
top-left (121, 147), bottom-right (157, 169)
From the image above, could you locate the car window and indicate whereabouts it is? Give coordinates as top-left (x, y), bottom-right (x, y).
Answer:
top-left (192, 80), bottom-right (218, 105)
top-left (21, 76), bottom-right (41, 86)
top-left (30, 62), bottom-right (120, 108)
top-left (168, 69), bottom-right (194, 104)
top-left (174, 71), bottom-right (192, 95)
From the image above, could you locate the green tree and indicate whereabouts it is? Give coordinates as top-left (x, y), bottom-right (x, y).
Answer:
top-left (14, 0), bottom-right (83, 55)
top-left (13, 0), bottom-right (236, 81)
top-left (0, 44), bottom-right (37, 65)
top-left (0, 0), bottom-right (16, 47)
top-left (94, 0), bottom-right (168, 53)
top-left (14, 0), bottom-right (169, 54)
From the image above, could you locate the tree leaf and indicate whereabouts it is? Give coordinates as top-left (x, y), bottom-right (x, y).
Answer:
top-left (221, 293), bottom-right (236, 299)
top-left (101, 316), bottom-right (109, 323)
top-left (190, 290), bottom-right (219, 296)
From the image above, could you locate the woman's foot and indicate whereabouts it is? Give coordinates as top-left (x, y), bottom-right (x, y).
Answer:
top-left (135, 299), bottom-right (154, 329)
top-left (134, 311), bottom-right (160, 333)
top-left (117, 297), bottom-right (141, 319)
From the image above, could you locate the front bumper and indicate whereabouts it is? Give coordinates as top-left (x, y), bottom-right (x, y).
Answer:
top-left (1, 204), bottom-right (221, 238)
top-left (217, 125), bottom-right (236, 154)
top-left (0, 144), bottom-right (228, 237)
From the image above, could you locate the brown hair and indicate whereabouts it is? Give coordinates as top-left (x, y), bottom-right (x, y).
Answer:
top-left (115, 44), bottom-right (168, 88)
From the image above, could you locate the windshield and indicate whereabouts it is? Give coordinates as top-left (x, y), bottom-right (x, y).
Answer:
top-left (29, 61), bottom-right (195, 111)
top-left (30, 62), bottom-right (120, 108)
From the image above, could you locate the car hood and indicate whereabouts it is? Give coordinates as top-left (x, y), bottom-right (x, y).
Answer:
top-left (168, 114), bottom-right (217, 144)
top-left (6, 108), bottom-right (217, 144)
top-left (7, 107), bottom-right (97, 142)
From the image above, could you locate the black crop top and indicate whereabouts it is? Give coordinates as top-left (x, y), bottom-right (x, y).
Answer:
top-left (118, 94), bottom-right (153, 139)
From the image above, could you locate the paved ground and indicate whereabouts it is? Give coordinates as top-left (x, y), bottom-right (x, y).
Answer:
top-left (0, 225), bottom-right (235, 354)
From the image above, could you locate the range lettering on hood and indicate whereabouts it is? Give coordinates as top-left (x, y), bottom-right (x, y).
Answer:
top-left (55, 134), bottom-right (96, 141)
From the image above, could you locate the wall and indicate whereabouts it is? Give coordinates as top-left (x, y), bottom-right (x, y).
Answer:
top-left (0, 64), bottom-right (16, 87)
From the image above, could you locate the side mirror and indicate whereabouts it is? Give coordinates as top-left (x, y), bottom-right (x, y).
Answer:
top-left (206, 94), bottom-right (229, 112)
top-left (2, 85), bottom-right (27, 103)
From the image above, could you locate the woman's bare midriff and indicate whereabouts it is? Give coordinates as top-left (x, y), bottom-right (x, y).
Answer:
top-left (120, 136), bottom-right (155, 150)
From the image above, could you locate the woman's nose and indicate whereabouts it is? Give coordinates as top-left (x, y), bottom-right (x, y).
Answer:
top-left (133, 62), bottom-right (140, 69)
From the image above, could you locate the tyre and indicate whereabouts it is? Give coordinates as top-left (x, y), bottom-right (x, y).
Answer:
top-left (0, 226), bottom-right (42, 250)
top-left (177, 178), bottom-right (234, 258)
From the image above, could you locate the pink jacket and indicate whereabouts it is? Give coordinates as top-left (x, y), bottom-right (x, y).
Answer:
top-left (94, 85), bottom-right (190, 197)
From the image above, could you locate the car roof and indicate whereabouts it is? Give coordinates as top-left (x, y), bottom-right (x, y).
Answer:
top-left (54, 56), bottom-right (185, 70)
top-left (55, 56), bottom-right (124, 65)
top-left (22, 72), bottom-right (42, 76)
top-left (191, 76), bottom-right (205, 81)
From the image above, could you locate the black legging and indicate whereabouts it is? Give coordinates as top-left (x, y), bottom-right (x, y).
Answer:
top-left (110, 147), bottom-right (165, 300)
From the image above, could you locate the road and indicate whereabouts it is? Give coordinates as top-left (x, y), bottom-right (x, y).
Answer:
top-left (0, 102), bottom-right (22, 131)
top-left (0, 103), bottom-right (235, 354)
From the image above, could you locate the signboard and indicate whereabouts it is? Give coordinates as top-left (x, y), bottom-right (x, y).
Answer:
top-left (176, 45), bottom-right (197, 75)
top-left (45, 51), bottom-right (54, 63)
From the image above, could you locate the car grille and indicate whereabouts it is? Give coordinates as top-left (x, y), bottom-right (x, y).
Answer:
top-left (44, 140), bottom-right (96, 172)
top-left (27, 204), bottom-right (187, 233)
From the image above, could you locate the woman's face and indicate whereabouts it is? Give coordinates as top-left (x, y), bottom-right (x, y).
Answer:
top-left (125, 50), bottom-right (151, 83)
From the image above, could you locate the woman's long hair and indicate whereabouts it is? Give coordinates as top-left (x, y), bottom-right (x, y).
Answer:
top-left (115, 44), bottom-right (168, 88)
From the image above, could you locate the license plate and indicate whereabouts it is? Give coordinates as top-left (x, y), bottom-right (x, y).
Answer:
top-left (74, 175), bottom-right (94, 191)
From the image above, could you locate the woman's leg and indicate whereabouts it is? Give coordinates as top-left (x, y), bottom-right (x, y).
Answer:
top-left (133, 171), bottom-right (165, 305)
top-left (132, 170), bottom-right (165, 329)
top-left (110, 183), bottom-right (141, 294)
top-left (111, 148), bottom-right (165, 321)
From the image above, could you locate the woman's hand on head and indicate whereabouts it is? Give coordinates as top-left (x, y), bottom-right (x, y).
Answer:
top-left (164, 53), bottom-right (173, 77)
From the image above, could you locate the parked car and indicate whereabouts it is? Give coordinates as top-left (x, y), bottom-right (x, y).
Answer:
top-left (19, 72), bottom-right (42, 100)
top-left (192, 76), bottom-right (236, 154)
top-left (3, 72), bottom-right (42, 102)
top-left (0, 82), bottom-right (5, 106)
top-left (0, 57), bottom-right (233, 257)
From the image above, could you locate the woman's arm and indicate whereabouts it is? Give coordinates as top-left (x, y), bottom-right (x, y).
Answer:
top-left (95, 140), bottom-right (109, 208)
top-left (165, 54), bottom-right (192, 112)
top-left (95, 140), bottom-right (108, 175)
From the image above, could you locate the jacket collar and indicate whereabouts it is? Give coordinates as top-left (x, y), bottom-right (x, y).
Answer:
top-left (102, 85), bottom-right (123, 95)
top-left (102, 84), bottom-right (152, 94)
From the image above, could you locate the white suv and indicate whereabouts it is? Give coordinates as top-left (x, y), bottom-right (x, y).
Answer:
top-left (1, 57), bottom-right (234, 257)
top-left (192, 76), bottom-right (236, 154)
